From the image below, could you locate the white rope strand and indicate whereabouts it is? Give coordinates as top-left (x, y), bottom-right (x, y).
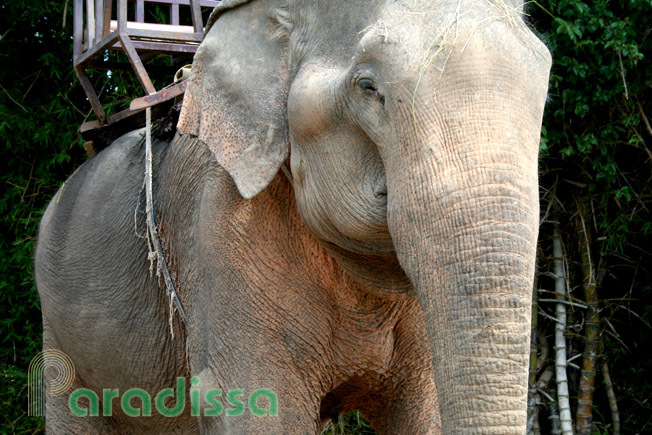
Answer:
top-left (143, 107), bottom-right (187, 337)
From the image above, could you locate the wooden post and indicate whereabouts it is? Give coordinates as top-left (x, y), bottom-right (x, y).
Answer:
top-left (190, 0), bottom-right (203, 35)
top-left (117, 0), bottom-right (127, 33)
top-left (119, 33), bottom-right (157, 95)
top-left (171, 1), bottom-right (180, 25)
top-left (136, 0), bottom-right (145, 23)
top-left (94, 0), bottom-right (104, 42)
top-left (86, 0), bottom-right (95, 46)
top-left (73, 0), bottom-right (83, 59)
top-left (102, 0), bottom-right (112, 38)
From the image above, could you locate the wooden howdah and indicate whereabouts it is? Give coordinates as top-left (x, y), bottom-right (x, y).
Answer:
top-left (73, 0), bottom-right (219, 131)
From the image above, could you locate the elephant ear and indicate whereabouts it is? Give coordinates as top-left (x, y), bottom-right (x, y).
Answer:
top-left (178, 0), bottom-right (291, 199)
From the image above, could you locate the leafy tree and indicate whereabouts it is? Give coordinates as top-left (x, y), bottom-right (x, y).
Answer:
top-left (530, 0), bottom-right (652, 433)
top-left (0, 1), bottom-right (156, 431)
top-left (1, 2), bottom-right (86, 432)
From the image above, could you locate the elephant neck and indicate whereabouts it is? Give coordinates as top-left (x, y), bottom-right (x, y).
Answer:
top-left (155, 134), bottom-right (411, 316)
top-left (154, 133), bottom-right (336, 307)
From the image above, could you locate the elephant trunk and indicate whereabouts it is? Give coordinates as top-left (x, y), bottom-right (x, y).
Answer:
top-left (389, 175), bottom-right (539, 432)
top-left (384, 29), bottom-right (549, 432)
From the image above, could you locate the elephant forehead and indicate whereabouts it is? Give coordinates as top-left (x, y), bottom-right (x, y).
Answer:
top-left (359, 0), bottom-right (539, 62)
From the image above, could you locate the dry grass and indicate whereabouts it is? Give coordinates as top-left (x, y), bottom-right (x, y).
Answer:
top-left (411, 0), bottom-right (465, 132)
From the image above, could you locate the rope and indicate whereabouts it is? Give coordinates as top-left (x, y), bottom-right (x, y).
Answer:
top-left (143, 107), bottom-right (188, 337)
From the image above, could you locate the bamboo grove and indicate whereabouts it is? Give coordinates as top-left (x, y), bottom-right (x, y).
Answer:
top-left (524, 1), bottom-right (652, 433)
top-left (1, 1), bottom-right (651, 433)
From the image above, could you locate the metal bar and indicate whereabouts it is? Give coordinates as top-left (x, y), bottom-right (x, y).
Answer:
top-left (74, 66), bottom-right (107, 124)
top-left (119, 33), bottom-right (157, 95)
top-left (95, 0), bottom-right (104, 42)
top-left (189, 0), bottom-right (203, 34)
top-left (130, 81), bottom-right (187, 110)
top-left (136, 0), bottom-right (144, 22)
top-left (73, 0), bottom-right (83, 59)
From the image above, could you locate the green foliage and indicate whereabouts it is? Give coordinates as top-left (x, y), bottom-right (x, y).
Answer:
top-left (0, 1), bottom-right (142, 432)
top-left (0, 2), bottom-right (194, 432)
top-left (530, 0), bottom-right (652, 432)
top-left (322, 411), bottom-right (376, 435)
top-left (1, 2), bottom-right (84, 432)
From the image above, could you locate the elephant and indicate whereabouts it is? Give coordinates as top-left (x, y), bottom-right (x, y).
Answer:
top-left (35, 0), bottom-right (551, 433)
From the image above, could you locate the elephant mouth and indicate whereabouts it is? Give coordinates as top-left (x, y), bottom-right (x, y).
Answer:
top-left (373, 175), bottom-right (388, 204)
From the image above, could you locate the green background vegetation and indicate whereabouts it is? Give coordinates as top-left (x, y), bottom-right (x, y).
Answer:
top-left (1, 0), bottom-right (650, 433)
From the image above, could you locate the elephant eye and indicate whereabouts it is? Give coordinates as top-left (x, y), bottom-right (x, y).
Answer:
top-left (358, 78), bottom-right (385, 105)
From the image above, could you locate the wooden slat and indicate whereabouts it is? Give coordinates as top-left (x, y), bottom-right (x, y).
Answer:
top-left (118, 0), bottom-right (127, 32)
top-left (86, 0), bottom-right (95, 46)
top-left (190, 0), bottom-right (203, 34)
top-left (103, 0), bottom-right (112, 37)
top-left (73, 0), bottom-right (83, 59)
top-left (110, 20), bottom-right (197, 35)
top-left (129, 81), bottom-right (187, 110)
top-left (118, 33), bottom-right (157, 95)
top-left (136, 0), bottom-right (145, 22)
top-left (79, 106), bottom-right (145, 132)
top-left (85, 60), bottom-right (180, 74)
top-left (74, 66), bottom-right (107, 124)
top-left (75, 31), bottom-right (120, 66)
top-left (126, 30), bottom-right (202, 42)
top-left (74, 31), bottom-right (120, 66)
top-left (95, 0), bottom-right (104, 42)
top-left (117, 40), bottom-right (199, 53)
top-left (171, 3), bottom-right (180, 25)
top-left (137, 0), bottom-right (220, 6)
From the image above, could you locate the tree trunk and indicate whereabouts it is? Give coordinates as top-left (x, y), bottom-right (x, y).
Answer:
top-left (602, 360), bottom-right (620, 435)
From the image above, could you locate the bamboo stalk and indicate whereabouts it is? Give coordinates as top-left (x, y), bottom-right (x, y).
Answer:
top-left (576, 200), bottom-right (601, 434)
top-left (553, 224), bottom-right (574, 434)
top-left (602, 360), bottom-right (620, 435)
top-left (535, 364), bottom-right (555, 435)
top-left (530, 362), bottom-right (555, 435)
top-left (548, 388), bottom-right (562, 435)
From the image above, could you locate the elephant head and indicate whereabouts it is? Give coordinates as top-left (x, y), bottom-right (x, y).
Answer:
top-left (179, 0), bottom-right (550, 431)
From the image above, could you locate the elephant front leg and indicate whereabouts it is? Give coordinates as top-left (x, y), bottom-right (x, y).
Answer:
top-left (190, 363), bottom-right (323, 433)
top-left (364, 299), bottom-right (441, 434)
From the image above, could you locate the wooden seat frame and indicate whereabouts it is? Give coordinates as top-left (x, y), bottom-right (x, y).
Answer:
top-left (73, 0), bottom-right (218, 126)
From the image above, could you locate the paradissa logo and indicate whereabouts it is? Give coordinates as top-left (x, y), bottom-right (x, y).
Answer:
top-left (69, 377), bottom-right (278, 417)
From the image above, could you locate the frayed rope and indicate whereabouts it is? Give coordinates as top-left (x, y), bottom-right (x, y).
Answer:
top-left (140, 107), bottom-right (188, 338)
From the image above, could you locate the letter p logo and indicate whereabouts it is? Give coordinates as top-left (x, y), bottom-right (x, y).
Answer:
top-left (28, 349), bottom-right (75, 416)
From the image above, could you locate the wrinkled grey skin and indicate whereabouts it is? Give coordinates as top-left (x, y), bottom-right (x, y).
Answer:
top-left (36, 0), bottom-right (550, 433)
